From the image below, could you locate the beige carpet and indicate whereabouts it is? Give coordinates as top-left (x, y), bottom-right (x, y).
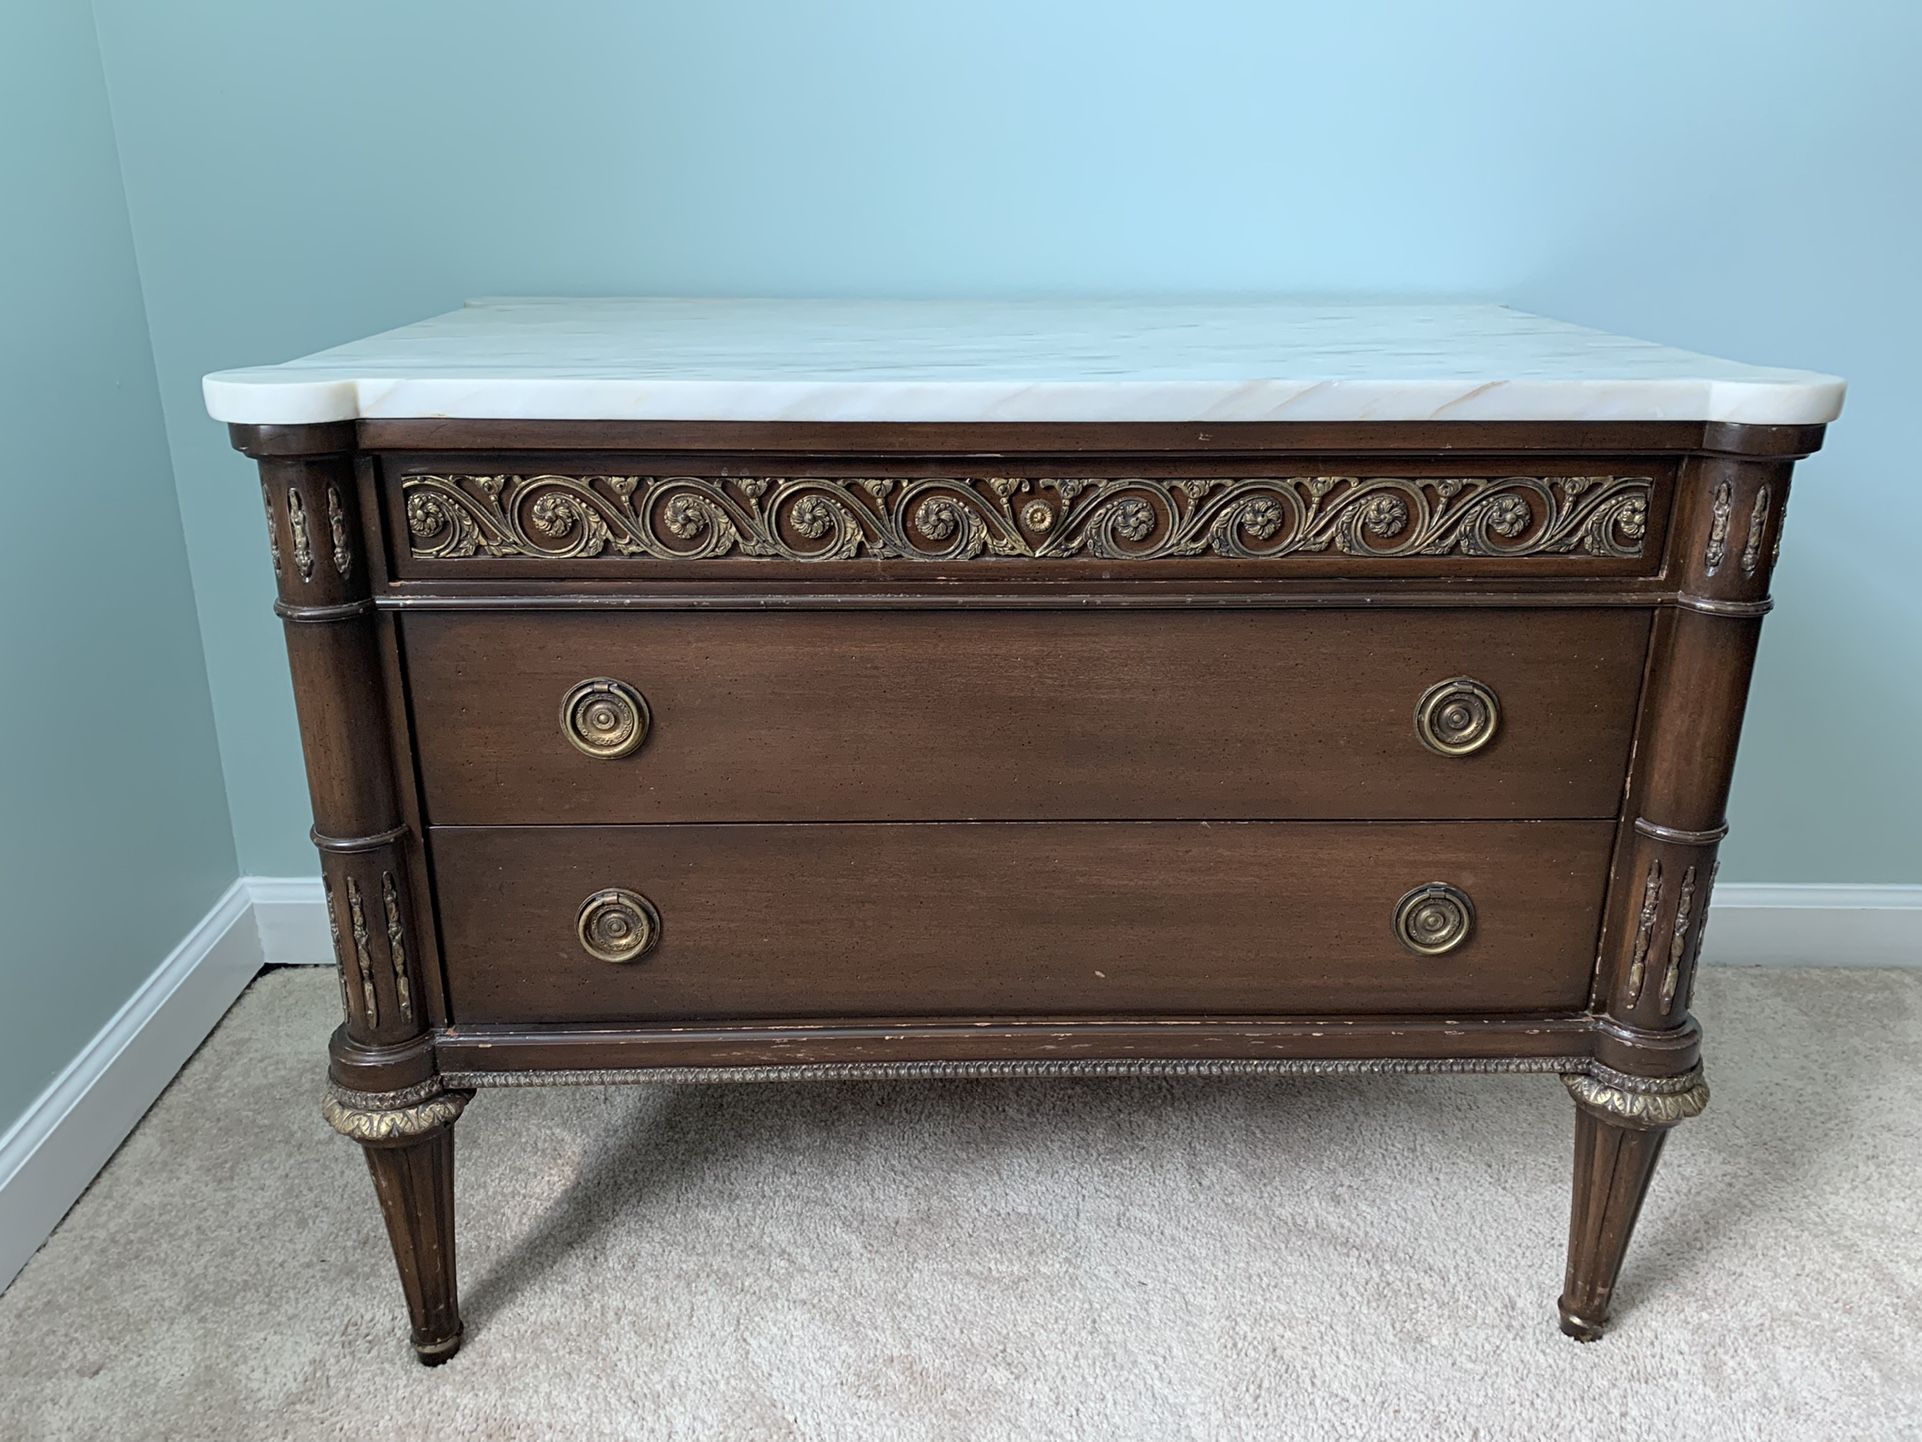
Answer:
top-left (0, 967), bottom-right (1917, 1441)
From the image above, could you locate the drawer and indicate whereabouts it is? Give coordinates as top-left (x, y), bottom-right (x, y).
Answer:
top-left (430, 821), bottom-right (1613, 1022)
top-left (405, 609), bottom-right (1647, 823)
top-left (385, 461), bottom-right (1670, 582)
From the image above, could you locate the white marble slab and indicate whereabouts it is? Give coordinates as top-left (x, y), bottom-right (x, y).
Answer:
top-left (203, 298), bottom-right (1845, 426)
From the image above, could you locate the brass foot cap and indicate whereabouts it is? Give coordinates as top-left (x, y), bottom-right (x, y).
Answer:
top-left (1558, 1302), bottom-right (1606, 1343)
top-left (413, 1327), bottom-right (463, 1366)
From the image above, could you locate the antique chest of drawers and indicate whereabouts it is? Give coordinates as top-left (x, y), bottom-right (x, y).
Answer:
top-left (204, 299), bottom-right (1843, 1363)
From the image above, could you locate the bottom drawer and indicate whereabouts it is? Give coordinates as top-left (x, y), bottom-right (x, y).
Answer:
top-left (431, 822), bottom-right (1611, 1022)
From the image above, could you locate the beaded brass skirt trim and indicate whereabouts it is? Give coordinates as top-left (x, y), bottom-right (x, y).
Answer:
top-left (439, 1056), bottom-right (1596, 1088)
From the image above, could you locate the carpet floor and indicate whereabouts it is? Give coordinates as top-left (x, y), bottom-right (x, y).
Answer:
top-left (0, 966), bottom-right (1917, 1440)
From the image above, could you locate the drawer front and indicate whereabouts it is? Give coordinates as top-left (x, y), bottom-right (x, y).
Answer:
top-left (431, 821), bottom-right (1612, 1022)
top-left (386, 461), bottom-right (1669, 582)
top-left (406, 609), bottom-right (1647, 824)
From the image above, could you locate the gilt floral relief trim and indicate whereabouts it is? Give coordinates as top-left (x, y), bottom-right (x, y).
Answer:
top-left (401, 472), bottom-right (1653, 564)
top-left (1741, 484), bottom-right (1770, 579)
top-left (1623, 860), bottom-right (1662, 1007)
top-left (1704, 480), bottom-right (1733, 576)
top-left (346, 877), bottom-right (377, 1028)
top-left (261, 483), bottom-right (283, 580)
top-left (1660, 865), bottom-right (1697, 1016)
top-left (382, 871), bottom-right (412, 1024)
top-left (322, 1079), bottom-right (470, 1143)
top-left (286, 487), bottom-right (314, 582)
top-left (1563, 1064), bottom-right (1709, 1129)
top-left (327, 485), bottom-right (354, 580)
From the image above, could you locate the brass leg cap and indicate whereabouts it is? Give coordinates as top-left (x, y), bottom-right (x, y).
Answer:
top-left (1558, 1301), bottom-right (1606, 1343)
top-left (412, 1327), bottom-right (463, 1366)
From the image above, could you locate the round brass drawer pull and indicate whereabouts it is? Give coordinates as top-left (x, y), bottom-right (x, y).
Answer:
top-left (1394, 883), bottom-right (1475, 956)
top-left (577, 888), bottom-right (662, 963)
top-left (1414, 676), bottom-right (1501, 757)
top-left (560, 678), bottom-right (651, 759)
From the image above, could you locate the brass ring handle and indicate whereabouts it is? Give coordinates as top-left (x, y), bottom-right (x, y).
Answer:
top-left (577, 888), bottom-right (662, 963)
top-left (1394, 883), bottom-right (1475, 956)
top-left (1414, 676), bottom-right (1501, 757)
top-left (560, 678), bottom-right (651, 759)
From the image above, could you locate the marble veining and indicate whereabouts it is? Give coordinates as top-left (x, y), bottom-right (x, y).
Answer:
top-left (203, 298), bottom-right (1845, 426)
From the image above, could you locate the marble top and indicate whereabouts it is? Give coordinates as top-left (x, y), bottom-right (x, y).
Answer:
top-left (203, 298), bottom-right (1845, 427)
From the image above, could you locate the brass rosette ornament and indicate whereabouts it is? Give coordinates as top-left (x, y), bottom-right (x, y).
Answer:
top-left (1394, 883), bottom-right (1476, 956)
top-left (576, 888), bottom-right (662, 964)
top-left (560, 678), bottom-right (651, 759)
top-left (1415, 677), bottom-right (1501, 756)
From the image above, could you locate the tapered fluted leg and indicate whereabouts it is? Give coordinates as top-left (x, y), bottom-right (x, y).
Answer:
top-left (1557, 1065), bottom-right (1707, 1340)
top-left (1560, 1105), bottom-right (1667, 1340)
top-left (324, 1081), bottom-right (471, 1364)
top-left (365, 1125), bottom-right (463, 1363)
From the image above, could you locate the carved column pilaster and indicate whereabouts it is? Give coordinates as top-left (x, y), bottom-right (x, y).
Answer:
top-left (1592, 443), bottom-right (1798, 1067)
top-left (233, 422), bottom-right (466, 1364)
top-left (1560, 426), bottom-right (1813, 1341)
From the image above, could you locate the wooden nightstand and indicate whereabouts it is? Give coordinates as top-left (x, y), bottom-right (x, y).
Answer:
top-left (206, 299), bottom-right (1842, 1361)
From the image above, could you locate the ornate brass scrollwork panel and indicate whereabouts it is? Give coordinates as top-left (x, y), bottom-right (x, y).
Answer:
top-left (402, 472), bottom-right (1654, 565)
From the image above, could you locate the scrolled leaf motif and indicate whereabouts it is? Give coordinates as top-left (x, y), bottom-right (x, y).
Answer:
top-left (346, 877), bottom-right (377, 1027)
top-left (286, 487), bottom-right (314, 581)
top-left (406, 489), bottom-right (484, 557)
top-left (1332, 485), bottom-right (1421, 556)
top-left (1704, 480), bottom-right (1734, 575)
top-left (400, 472), bottom-right (1655, 564)
top-left (847, 477), bottom-right (1027, 561)
top-left (766, 483), bottom-right (870, 559)
top-left (382, 872), bottom-right (411, 1023)
top-left (1660, 865), bottom-right (1697, 1015)
top-left (1624, 859), bottom-right (1662, 1007)
top-left (327, 485), bottom-right (353, 579)
top-left (1201, 487), bottom-right (1308, 558)
top-left (1742, 484), bottom-right (1771, 578)
top-left (322, 879), bottom-right (350, 1017)
top-left (651, 484), bottom-right (766, 560)
top-left (1440, 476), bottom-right (1646, 559)
top-left (261, 483), bottom-right (283, 580)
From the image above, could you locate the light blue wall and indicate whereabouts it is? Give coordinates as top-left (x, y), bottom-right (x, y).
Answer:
top-left (91, 0), bottom-right (1918, 881)
top-left (0, 0), bottom-right (235, 1128)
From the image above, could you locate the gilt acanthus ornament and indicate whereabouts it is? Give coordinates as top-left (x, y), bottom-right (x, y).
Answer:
top-left (401, 472), bottom-right (1654, 565)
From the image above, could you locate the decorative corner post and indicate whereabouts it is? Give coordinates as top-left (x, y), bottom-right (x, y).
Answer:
top-left (232, 422), bottom-right (469, 1365)
top-left (1559, 422), bottom-right (1815, 1341)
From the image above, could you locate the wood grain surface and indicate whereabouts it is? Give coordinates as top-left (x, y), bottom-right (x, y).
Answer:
top-left (430, 820), bottom-right (1615, 1022)
top-left (405, 608), bottom-right (1647, 824)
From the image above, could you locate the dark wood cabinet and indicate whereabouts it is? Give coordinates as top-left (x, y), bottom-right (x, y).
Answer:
top-left (210, 299), bottom-right (1839, 1362)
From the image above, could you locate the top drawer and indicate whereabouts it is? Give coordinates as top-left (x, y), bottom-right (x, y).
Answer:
top-left (403, 608), bottom-right (1647, 824)
top-left (384, 459), bottom-right (1669, 583)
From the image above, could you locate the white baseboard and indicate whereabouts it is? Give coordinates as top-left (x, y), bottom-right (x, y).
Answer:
top-left (0, 879), bottom-right (263, 1294)
top-left (237, 876), bottom-right (1922, 969)
top-left (246, 875), bottom-right (330, 966)
top-left (236, 869), bottom-right (1922, 972)
top-left (1703, 883), bottom-right (1922, 968)
top-left (0, 874), bottom-right (1914, 1297)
